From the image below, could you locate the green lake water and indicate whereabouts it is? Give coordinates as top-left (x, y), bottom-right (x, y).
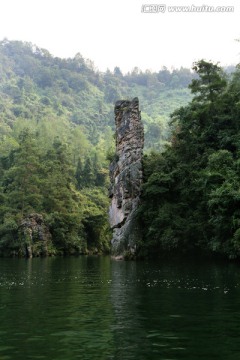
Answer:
top-left (0, 256), bottom-right (240, 359)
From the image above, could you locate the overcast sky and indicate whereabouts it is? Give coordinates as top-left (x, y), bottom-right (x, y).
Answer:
top-left (0, 0), bottom-right (239, 72)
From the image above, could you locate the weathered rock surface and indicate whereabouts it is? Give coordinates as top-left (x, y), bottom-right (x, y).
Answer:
top-left (109, 97), bottom-right (144, 257)
top-left (18, 213), bottom-right (52, 257)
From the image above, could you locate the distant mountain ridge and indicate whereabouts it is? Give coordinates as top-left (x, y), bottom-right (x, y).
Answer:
top-left (0, 39), bottom-right (196, 152)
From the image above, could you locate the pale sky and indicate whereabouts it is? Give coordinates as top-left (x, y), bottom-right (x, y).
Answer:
top-left (0, 0), bottom-right (239, 72)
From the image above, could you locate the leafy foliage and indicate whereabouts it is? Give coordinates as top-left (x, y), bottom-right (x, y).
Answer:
top-left (139, 60), bottom-right (240, 259)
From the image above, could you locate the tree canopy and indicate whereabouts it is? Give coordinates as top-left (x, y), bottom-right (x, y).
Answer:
top-left (139, 60), bottom-right (240, 259)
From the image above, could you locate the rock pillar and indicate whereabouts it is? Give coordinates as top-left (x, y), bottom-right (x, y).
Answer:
top-left (109, 97), bottom-right (144, 257)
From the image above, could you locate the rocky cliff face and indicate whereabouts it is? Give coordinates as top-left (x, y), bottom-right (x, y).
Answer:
top-left (18, 213), bottom-right (52, 257)
top-left (109, 97), bottom-right (144, 257)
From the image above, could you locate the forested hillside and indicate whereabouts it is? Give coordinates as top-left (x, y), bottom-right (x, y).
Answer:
top-left (139, 60), bottom-right (240, 259)
top-left (0, 39), bottom-right (194, 150)
top-left (0, 39), bottom-right (194, 256)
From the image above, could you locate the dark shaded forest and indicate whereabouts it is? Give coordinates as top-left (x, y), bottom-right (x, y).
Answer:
top-left (139, 60), bottom-right (240, 259)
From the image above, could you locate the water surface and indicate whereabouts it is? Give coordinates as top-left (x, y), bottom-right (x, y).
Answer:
top-left (0, 256), bottom-right (240, 359)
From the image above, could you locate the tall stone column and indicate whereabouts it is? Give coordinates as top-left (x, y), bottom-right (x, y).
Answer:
top-left (109, 97), bottom-right (144, 258)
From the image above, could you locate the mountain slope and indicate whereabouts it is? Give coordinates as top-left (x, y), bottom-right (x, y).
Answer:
top-left (0, 39), bottom-right (196, 256)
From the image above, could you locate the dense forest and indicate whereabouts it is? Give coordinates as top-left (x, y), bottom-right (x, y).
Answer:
top-left (0, 39), bottom-right (194, 256)
top-left (0, 40), bottom-right (239, 259)
top-left (139, 60), bottom-right (240, 259)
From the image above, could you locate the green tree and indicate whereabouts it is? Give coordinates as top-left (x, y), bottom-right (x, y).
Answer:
top-left (3, 129), bottom-right (43, 216)
top-left (189, 60), bottom-right (227, 103)
top-left (139, 60), bottom-right (240, 259)
top-left (41, 138), bottom-right (85, 254)
top-left (82, 156), bottom-right (95, 187)
top-left (0, 129), bottom-right (43, 254)
top-left (75, 157), bottom-right (84, 190)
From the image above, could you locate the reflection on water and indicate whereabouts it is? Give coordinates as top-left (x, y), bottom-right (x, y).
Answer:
top-left (0, 257), bottom-right (240, 359)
